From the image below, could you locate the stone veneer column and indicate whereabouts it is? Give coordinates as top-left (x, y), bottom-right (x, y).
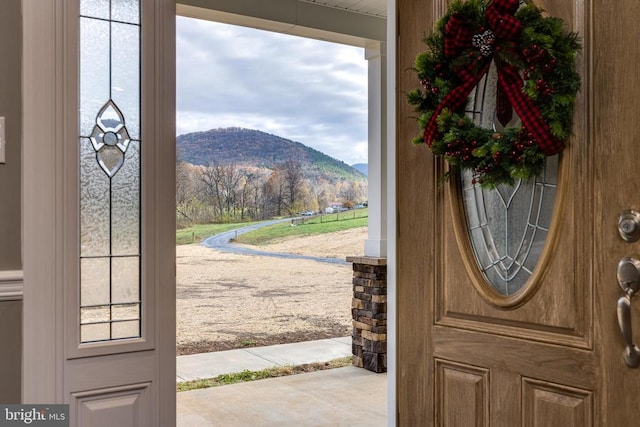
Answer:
top-left (346, 256), bottom-right (387, 373)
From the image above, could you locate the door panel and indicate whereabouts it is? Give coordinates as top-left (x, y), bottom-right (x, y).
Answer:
top-left (522, 379), bottom-right (593, 427)
top-left (396, 0), bottom-right (640, 425)
top-left (435, 359), bottom-right (489, 427)
top-left (73, 383), bottom-right (151, 427)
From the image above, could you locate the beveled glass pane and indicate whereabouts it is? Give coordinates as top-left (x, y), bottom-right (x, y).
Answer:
top-left (461, 62), bottom-right (558, 295)
top-left (111, 141), bottom-right (140, 255)
top-left (111, 22), bottom-right (140, 139)
top-left (112, 0), bottom-right (140, 24)
top-left (97, 145), bottom-right (125, 177)
top-left (80, 0), bottom-right (110, 20)
top-left (97, 100), bottom-right (125, 131)
top-left (112, 304), bottom-right (140, 321)
top-left (81, 323), bottom-right (111, 343)
top-left (81, 306), bottom-right (111, 324)
top-left (80, 17), bottom-right (110, 137)
top-left (112, 320), bottom-right (140, 339)
top-left (80, 139), bottom-right (110, 256)
top-left (112, 257), bottom-right (140, 303)
top-left (81, 257), bottom-right (111, 306)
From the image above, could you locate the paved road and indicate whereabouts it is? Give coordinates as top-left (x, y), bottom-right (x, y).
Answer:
top-left (201, 218), bottom-right (349, 265)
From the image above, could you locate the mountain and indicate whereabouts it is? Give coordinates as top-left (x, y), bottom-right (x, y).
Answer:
top-left (351, 163), bottom-right (368, 176)
top-left (176, 127), bottom-right (366, 181)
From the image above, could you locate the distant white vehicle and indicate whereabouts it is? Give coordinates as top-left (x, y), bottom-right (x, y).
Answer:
top-left (324, 207), bottom-right (334, 214)
top-left (302, 211), bottom-right (314, 216)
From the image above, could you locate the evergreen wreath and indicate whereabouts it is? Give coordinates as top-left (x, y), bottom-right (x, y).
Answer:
top-left (407, 0), bottom-right (580, 187)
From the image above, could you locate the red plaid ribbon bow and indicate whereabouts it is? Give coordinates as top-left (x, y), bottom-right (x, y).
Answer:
top-left (423, 0), bottom-right (564, 156)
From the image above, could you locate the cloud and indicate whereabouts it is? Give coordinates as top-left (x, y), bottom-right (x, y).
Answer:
top-left (176, 16), bottom-right (368, 165)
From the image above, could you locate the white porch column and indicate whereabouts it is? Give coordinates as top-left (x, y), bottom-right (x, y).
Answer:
top-left (364, 41), bottom-right (387, 257)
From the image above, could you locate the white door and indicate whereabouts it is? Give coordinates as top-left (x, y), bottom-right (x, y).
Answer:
top-left (22, 1), bottom-right (176, 425)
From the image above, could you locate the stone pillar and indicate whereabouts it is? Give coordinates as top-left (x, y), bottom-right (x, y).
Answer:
top-left (347, 256), bottom-right (387, 373)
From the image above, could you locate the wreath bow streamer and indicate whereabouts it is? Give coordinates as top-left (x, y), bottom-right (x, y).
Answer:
top-left (423, 0), bottom-right (564, 156)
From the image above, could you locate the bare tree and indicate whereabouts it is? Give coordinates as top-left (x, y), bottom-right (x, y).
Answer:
top-left (176, 161), bottom-right (196, 225)
top-left (197, 163), bottom-right (243, 221)
top-left (280, 159), bottom-right (305, 215)
top-left (339, 180), bottom-right (367, 206)
top-left (263, 169), bottom-right (287, 217)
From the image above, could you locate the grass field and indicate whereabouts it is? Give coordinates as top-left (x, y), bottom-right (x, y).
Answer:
top-left (176, 221), bottom-right (259, 245)
top-left (235, 209), bottom-right (368, 245)
top-left (177, 209), bottom-right (368, 246)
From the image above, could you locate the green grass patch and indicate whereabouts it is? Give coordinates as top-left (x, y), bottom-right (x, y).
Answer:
top-left (176, 357), bottom-right (352, 392)
top-left (235, 209), bottom-right (368, 246)
top-left (176, 221), bottom-right (259, 245)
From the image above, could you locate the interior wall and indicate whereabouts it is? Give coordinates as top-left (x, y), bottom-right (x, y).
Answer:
top-left (0, 0), bottom-right (23, 404)
top-left (0, 301), bottom-right (21, 403)
top-left (0, 0), bottom-right (22, 271)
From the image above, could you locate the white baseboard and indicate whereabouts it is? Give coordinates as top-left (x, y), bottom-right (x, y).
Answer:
top-left (0, 270), bottom-right (23, 301)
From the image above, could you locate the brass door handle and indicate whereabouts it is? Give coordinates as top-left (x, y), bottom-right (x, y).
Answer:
top-left (617, 257), bottom-right (640, 368)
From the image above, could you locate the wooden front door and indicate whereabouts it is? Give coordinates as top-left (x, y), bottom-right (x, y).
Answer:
top-left (396, 0), bottom-right (640, 425)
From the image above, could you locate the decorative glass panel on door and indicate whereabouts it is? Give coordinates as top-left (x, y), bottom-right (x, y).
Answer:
top-left (79, 0), bottom-right (141, 343)
top-left (461, 62), bottom-right (558, 296)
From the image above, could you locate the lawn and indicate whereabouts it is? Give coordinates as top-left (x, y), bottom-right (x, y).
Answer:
top-left (235, 209), bottom-right (368, 245)
top-left (177, 209), bottom-right (368, 246)
top-left (176, 221), bottom-right (259, 245)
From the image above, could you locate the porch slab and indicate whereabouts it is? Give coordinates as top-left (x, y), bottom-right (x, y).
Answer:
top-left (177, 366), bottom-right (386, 426)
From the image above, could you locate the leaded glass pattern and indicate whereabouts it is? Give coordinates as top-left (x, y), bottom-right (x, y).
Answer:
top-left (79, 0), bottom-right (141, 343)
top-left (461, 61), bottom-right (558, 296)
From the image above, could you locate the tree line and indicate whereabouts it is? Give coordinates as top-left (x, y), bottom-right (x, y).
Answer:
top-left (176, 159), bottom-right (367, 228)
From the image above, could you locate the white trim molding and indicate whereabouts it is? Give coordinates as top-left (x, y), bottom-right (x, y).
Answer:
top-left (177, 0), bottom-right (386, 47)
top-left (0, 270), bottom-right (24, 301)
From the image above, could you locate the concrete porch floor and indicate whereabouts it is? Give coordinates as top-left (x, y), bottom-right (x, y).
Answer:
top-left (177, 366), bottom-right (387, 426)
top-left (176, 337), bottom-right (387, 426)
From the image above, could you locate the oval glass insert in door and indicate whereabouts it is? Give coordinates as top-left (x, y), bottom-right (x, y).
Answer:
top-left (461, 62), bottom-right (559, 296)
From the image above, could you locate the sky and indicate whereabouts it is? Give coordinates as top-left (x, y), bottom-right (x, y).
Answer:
top-left (176, 16), bottom-right (369, 166)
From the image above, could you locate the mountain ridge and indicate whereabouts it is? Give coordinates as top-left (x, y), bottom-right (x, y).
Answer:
top-left (177, 127), bottom-right (366, 182)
